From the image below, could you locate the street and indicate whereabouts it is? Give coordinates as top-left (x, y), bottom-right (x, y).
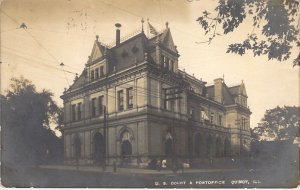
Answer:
top-left (1, 164), bottom-right (298, 188)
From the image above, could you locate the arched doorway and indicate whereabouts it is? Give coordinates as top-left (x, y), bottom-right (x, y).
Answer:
top-left (121, 140), bottom-right (132, 156)
top-left (74, 135), bottom-right (81, 162)
top-left (93, 132), bottom-right (105, 164)
top-left (216, 137), bottom-right (222, 157)
top-left (120, 130), bottom-right (133, 163)
top-left (165, 132), bottom-right (173, 156)
top-left (224, 138), bottom-right (231, 157)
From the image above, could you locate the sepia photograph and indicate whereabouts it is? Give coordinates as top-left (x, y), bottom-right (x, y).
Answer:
top-left (0, 0), bottom-right (299, 188)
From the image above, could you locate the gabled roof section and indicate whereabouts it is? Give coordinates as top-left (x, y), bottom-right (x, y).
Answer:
top-left (68, 69), bottom-right (87, 91)
top-left (160, 27), bottom-right (178, 53)
top-left (90, 40), bottom-right (106, 61)
top-left (222, 83), bottom-right (236, 105)
top-left (228, 81), bottom-right (247, 97)
top-left (148, 26), bottom-right (178, 55)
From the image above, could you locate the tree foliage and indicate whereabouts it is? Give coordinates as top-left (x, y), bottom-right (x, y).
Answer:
top-left (2, 76), bottom-right (63, 166)
top-left (251, 106), bottom-right (299, 141)
top-left (196, 0), bottom-right (299, 66)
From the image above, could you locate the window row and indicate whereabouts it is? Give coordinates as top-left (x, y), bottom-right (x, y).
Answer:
top-left (189, 108), bottom-right (224, 126)
top-left (90, 65), bottom-right (105, 81)
top-left (70, 96), bottom-right (104, 122)
top-left (160, 55), bottom-right (175, 72)
top-left (117, 87), bottom-right (134, 111)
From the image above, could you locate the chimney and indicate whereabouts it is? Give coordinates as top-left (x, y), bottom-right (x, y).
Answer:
top-left (115, 23), bottom-right (121, 46)
top-left (213, 78), bottom-right (223, 103)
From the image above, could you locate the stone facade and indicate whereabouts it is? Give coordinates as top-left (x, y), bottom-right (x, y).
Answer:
top-left (60, 23), bottom-right (251, 166)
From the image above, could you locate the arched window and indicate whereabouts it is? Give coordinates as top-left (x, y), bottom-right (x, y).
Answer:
top-left (93, 132), bottom-right (105, 163)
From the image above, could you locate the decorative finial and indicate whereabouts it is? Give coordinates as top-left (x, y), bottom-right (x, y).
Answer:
top-left (141, 18), bottom-right (144, 32)
top-left (96, 35), bottom-right (99, 41)
top-left (165, 22), bottom-right (169, 28)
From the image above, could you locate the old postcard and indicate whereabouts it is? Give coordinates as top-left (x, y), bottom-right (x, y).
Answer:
top-left (0, 0), bottom-right (299, 188)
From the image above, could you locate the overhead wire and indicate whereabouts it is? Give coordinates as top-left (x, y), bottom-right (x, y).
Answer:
top-left (2, 46), bottom-right (80, 75)
top-left (0, 9), bottom-right (71, 86)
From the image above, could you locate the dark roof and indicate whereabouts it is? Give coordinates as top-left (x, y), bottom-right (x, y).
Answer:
top-left (65, 27), bottom-right (178, 93)
top-left (228, 85), bottom-right (240, 96)
top-left (206, 83), bottom-right (238, 105)
top-left (68, 69), bottom-right (87, 91)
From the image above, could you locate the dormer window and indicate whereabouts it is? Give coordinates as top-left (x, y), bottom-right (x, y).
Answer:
top-left (100, 66), bottom-right (104, 78)
top-left (132, 46), bottom-right (139, 53)
top-left (121, 50), bottom-right (128, 58)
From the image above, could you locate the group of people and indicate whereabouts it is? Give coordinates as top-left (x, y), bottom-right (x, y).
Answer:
top-left (148, 158), bottom-right (185, 173)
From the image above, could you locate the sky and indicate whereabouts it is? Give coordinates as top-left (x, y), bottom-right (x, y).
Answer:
top-left (1, 0), bottom-right (299, 130)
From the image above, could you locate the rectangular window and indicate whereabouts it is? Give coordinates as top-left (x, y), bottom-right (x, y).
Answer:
top-left (170, 61), bottom-right (174, 72)
top-left (210, 113), bottom-right (214, 124)
top-left (95, 68), bottom-right (99, 79)
top-left (91, 98), bottom-right (96, 117)
top-left (165, 58), bottom-right (169, 70)
top-left (98, 96), bottom-right (104, 115)
top-left (100, 66), bottom-right (104, 78)
top-left (118, 90), bottom-right (124, 111)
top-left (91, 70), bottom-right (95, 81)
top-left (219, 115), bottom-right (222, 126)
top-left (163, 89), bottom-right (167, 109)
top-left (190, 108), bottom-right (195, 120)
top-left (77, 103), bottom-right (82, 120)
top-left (127, 87), bottom-right (133, 109)
top-left (242, 118), bottom-right (246, 129)
top-left (71, 104), bottom-right (76, 121)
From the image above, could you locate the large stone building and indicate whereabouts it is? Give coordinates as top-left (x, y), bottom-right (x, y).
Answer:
top-left (60, 23), bottom-right (251, 166)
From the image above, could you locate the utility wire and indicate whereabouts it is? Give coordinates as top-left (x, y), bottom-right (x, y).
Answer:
top-left (0, 9), bottom-right (71, 86)
top-left (3, 48), bottom-right (80, 75)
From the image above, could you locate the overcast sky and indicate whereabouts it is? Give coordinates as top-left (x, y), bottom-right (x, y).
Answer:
top-left (1, 0), bottom-right (299, 129)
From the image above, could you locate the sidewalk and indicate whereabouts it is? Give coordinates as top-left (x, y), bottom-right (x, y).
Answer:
top-left (39, 164), bottom-right (239, 176)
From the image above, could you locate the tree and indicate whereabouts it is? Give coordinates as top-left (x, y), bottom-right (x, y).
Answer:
top-left (2, 76), bottom-right (63, 167)
top-left (196, 0), bottom-right (299, 66)
top-left (251, 106), bottom-right (299, 141)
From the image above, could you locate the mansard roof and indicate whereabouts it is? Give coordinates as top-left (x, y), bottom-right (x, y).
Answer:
top-left (64, 25), bottom-right (181, 94)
